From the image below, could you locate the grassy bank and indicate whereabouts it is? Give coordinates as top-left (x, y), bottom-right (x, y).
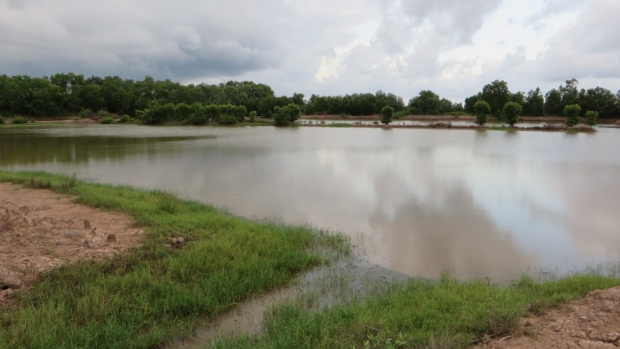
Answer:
top-left (213, 272), bottom-right (620, 349)
top-left (0, 171), bottom-right (348, 349)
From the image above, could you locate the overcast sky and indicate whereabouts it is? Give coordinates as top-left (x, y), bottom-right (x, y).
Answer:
top-left (1, 0), bottom-right (618, 102)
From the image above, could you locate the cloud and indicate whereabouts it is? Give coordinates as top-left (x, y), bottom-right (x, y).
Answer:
top-left (536, 0), bottom-right (620, 81)
top-left (0, 0), bottom-right (619, 101)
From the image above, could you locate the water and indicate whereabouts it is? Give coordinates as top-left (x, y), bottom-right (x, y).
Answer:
top-left (2, 124), bottom-right (620, 280)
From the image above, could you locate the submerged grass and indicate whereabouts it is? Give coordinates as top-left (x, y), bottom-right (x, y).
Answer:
top-left (213, 273), bottom-right (620, 349)
top-left (0, 171), bottom-right (349, 349)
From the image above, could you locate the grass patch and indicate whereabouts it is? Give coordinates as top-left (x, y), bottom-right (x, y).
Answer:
top-left (0, 171), bottom-right (349, 349)
top-left (328, 123), bottom-right (353, 128)
top-left (213, 273), bottom-right (620, 349)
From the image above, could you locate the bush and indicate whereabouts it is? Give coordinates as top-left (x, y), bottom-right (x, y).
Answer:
top-left (474, 101), bottom-right (491, 126)
top-left (100, 117), bottom-right (114, 124)
top-left (249, 111), bottom-right (257, 123)
top-left (274, 104), bottom-right (301, 126)
top-left (12, 116), bottom-right (28, 124)
top-left (564, 104), bottom-right (581, 127)
top-left (79, 108), bottom-right (93, 118)
top-left (217, 114), bottom-right (238, 125)
top-left (381, 106), bottom-right (394, 125)
top-left (393, 109), bottom-right (410, 119)
top-left (0, 116), bottom-right (4, 124)
top-left (119, 115), bottom-right (132, 123)
top-left (585, 110), bottom-right (598, 126)
top-left (97, 109), bottom-right (111, 117)
top-left (503, 102), bottom-right (522, 127)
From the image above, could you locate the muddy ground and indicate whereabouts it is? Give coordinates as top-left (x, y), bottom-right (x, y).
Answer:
top-left (0, 183), bottom-right (144, 305)
top-left (474, 287), bottom-right (620, 349)
top-left (1, 184), bottom-right (618, 349)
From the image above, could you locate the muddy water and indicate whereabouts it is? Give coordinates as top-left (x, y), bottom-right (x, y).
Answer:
top-left (2, 124), bottom-right (620, 280)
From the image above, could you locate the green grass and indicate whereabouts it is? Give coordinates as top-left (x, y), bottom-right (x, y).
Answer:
top-left (213, 273), bottom-right (620, 349)
top-left (328, 123), bottom-right (353, 128)
top-left (0, 171), bottom-right (349, 349)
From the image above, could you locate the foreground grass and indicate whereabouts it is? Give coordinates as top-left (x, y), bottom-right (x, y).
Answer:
top-left (213, 273), bottom-right (620, 349)
top-left (0, 171), bottom-right (348, 349)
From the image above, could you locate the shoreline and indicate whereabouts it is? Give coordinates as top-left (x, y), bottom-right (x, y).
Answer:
top-left (299, 122), bottom-right (597, 132)
top-left (0, 171), bottom-right (619, 349)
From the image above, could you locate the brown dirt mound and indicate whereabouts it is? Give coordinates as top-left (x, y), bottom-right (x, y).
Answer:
top-left (0, 183), bottom-right (144, 305)
top-left (476, 287), bottom-right (620, 349)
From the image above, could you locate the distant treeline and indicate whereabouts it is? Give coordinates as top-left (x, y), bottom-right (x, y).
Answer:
top-left (0, 73), bottom-right (618, 119)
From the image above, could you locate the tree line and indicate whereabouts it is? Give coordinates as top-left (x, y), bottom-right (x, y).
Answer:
top-left (0, 73), bottom-right (618, 119)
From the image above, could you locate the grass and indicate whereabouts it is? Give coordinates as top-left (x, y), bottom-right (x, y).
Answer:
top-left (328, 123), bottom-right (354, 128)
top-left (1, 172), bottom-right (619, 349)
top-left (0, 171), bottom-right (349, 349)
top-left (212, 272), bottom-right (620, 349)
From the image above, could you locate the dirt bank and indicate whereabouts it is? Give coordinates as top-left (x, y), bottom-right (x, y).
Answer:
top-left (475, 286), bottom-right (620, 349)
top-left (0, 183), bottom-right (144, 305)
top-left (300, 114), bottom-right (619, 124)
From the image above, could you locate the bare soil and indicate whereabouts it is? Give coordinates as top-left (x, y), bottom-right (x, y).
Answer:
top-left (475, 287), bottom-right (620, 349)
top-left (0, 183), bottom-right (144, 305)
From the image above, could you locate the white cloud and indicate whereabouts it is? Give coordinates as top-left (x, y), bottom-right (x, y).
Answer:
top-left (0, 0), bottom-right (619, 101)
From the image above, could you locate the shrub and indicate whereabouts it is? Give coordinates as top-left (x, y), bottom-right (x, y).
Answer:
top-left (12, 116), bottom-right (27, 124)
top-left (564, 104), bottom-right (581, 127)
top-left (0, 116), bottom-right (4, 124)
top-left (273, 104), bottom-right (301, 126)
top-left (100, 117), bottom-right (114, 124)
top-left (97, 109), bottom-right (111, 117)
top-left (217, 114), bottom-right (238, 125)
top-left (174, 103), bottom-right (192, 121)
top-left (373, 120), bottom-right (379, 125)
top-left (381, 106), bottom-right (394, 125)
top-left (393, 109), bottom-right (411, 119)
top-left (249, 111), bottom-right (257, 123)
top-left (474, 100), bottom-right (491, 126)
top-left (119, 115), bottom-right (132, 123)
top-left (79, 108), bottom-right (93, 118)
top-left (503, 101), bottom-right (522, 127)
top-left (585, 110), bottom-right (598, 126)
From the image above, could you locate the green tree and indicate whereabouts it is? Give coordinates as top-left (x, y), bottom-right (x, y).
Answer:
top-left (524, 88), bottom-right (544, 116)
top-left (473, 100), bottom-right (491, 126)
top-left (380, 106), bottom-right (394, 124)
top-left (503, 101), bottom-right (522, 126)
top-left (544, 88), bottom-right (563, 115)
top-left (273, 104), bottom-right (301, 126)
top-left (585, 110), bottom-right (598, 126)
top-left (564, 104), bottom-right (581, 126)
top-left (249, 111), bottom-right (257, 123)
top-left (408, 90), bottom-right (441, 115)
top-left (482, 80), bottom-right (511, 118)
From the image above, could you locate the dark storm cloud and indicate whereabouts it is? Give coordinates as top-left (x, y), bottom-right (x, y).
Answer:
top-left (0, 0), bottom-right (382, 81)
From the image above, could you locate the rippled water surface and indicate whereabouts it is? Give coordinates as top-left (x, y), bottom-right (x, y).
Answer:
top-left (2, 124), bottom-right (619, 279)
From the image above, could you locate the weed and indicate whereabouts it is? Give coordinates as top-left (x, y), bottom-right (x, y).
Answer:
top-left (11, 116), bottom-right (27, 124)
top-left (100, 116), bottom-right (115, 124)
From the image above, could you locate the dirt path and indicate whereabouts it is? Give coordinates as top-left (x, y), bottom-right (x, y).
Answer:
top-left (0, 183), bottom-right (144, 305)
top-left (475, 286), bottom-right (620, 349)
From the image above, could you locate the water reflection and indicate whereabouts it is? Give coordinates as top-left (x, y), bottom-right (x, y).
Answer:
top-left (1, 125), bottom-right (619, 280)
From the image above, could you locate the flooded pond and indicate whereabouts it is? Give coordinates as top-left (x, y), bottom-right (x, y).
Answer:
top-left (2, 124), bottom-right (620, 280)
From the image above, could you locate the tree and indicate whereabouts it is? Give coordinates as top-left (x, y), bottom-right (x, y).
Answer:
top-left (408, 90), bottom-right (441, 115)
top-left (585, 110), bottom-right (598, 126)
top-left (560, 78), bottom-right (580, 107)
top-left (481, 80), bottom-right (511, 118)
top-left (564, 104), bottom-right (581, 126)
top-left (249, 111), bottom-right (257, 122)
top-left (380, 106), bottom-right (394, 124)
top-left (544, 89), bottom-right (563, 116)
top-left (273, 104), bottom-right (301, 126)
top-left (503, 102), bottom-right (522, 126)
top-left (473, 100), bottom-right (491, 126)
top-left (524, 88), bottom-right (544, 116)
top-left (464, 93), bottom-right (482, 114)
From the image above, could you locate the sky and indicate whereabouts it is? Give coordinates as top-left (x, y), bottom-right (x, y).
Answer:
top-left (1, 0), bottom-right (619, 102)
